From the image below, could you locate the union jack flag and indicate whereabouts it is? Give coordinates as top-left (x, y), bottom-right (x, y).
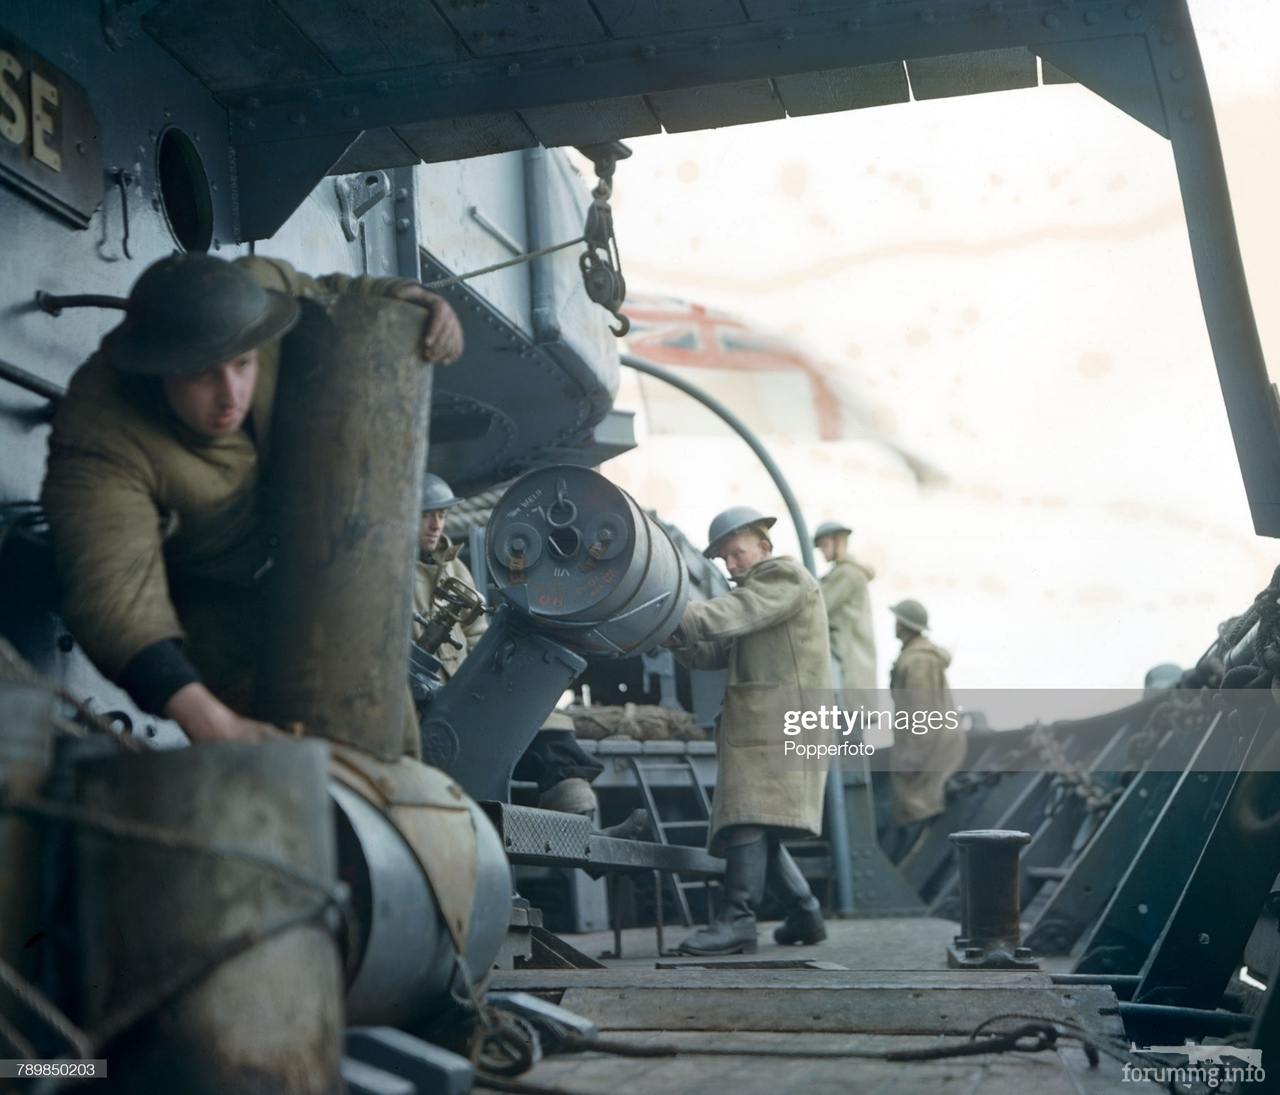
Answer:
top-left (622, 292), bottom-right (846, 440)
top-left (621, 292), bottom-right (941, 485)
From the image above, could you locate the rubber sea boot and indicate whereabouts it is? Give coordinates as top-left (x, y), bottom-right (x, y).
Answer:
top-left (769, 843), bottom-right (827, 946)
top-left (676, 836), bottom-right (768, 956)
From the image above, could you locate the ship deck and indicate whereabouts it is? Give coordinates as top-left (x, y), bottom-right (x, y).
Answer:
top-left (487, 917), bottom-right (1157, 1093)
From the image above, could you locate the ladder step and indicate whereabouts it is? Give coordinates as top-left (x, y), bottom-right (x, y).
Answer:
top-left (659, 820), bottom-right (708, 830)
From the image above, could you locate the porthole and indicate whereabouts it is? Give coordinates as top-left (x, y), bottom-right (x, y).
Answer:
top-left (156, 127), bottom-right (213, 252)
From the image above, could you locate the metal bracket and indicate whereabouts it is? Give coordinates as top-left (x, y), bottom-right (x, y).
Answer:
top-left (232, 131), bottom-right (360, 242)
top-left (334, 170), bottom-right (390, 242)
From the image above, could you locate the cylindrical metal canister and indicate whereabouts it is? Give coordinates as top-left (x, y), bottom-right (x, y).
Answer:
top-left (333, 782), bottom-right (510, 1027)
top-left (74, 741), bottom-right (343, 1094)
top-left (486, 465), bottom-right (689, 656)
top-left (256, 295), bottom-right (432, 760)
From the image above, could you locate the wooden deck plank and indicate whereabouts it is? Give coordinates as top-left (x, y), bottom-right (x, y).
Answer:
top-left (555, 985), bottom-right (1122, 1038)
top-left (512, 1043), bottom-right (1132, 1095)
top-left (491, 968), bottom-right (1054, 991)
top-left (487, 902), bottom-right (1160, 1091)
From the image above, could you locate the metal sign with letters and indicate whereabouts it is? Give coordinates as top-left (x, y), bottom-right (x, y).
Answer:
top-left (0, 33), bottom-right (102, 228)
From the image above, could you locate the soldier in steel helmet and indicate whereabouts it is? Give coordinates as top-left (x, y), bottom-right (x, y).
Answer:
top-left (812, 521), bottom-right (877, 694)
top-left (885, 598), bottom-right (966, 861)
top-left (41, 252), bottom-right (463, 747)
top-left (413, 472), bottom-right (487, 680)
top-left (663, 506), bottom-right (832, 955)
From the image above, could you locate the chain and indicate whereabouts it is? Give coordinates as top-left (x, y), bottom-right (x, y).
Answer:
top-left (1251, 564), bottom-right (1280, 684)
top-left (1023, 723), bottom-right (1120, 817)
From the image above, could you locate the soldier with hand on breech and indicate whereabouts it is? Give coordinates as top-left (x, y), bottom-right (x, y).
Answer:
top-left (41, 252), bottom-right (463, 748)
top-left (664, 507), bottom-right (832, 956)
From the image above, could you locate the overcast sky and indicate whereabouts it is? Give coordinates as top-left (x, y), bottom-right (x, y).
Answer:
top-left (599, 0), bottom-right (1280, 696)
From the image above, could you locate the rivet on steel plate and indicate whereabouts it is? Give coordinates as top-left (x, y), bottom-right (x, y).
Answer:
top-left (778, 26), bottom-right (794, 41)
top-left (1083, 10), bottom-right (1100, 25)
top-left (1161, 28), bottom-right (1177, 44)
top-left (641, 44), bottom-right (657, 60)
top-left (343, 104), bottom-right (359, 118)
top-left (507, 63), bottom-right (521, 77)
top-left (1043, 13), bottom-right (1061, 29)
top-left (396, 217), bottom-right (411, 232)
top-left (247, 97), bottom-right (261, 110)
top-left (707, 36), bottom-right (721, 52)
top-left (1170, 65), bottom-right (1185, 81)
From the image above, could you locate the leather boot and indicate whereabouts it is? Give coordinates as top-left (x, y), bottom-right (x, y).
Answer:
top-left (676, 835), bottom-right (768, 956)
top-left (769, 842), bottom-right (827, 946)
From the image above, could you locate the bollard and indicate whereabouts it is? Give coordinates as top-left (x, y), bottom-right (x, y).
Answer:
top-left (947, 829), bottom-right (1039, 969)
top-left (74, 740), bottom-right (343, 1094)
top-left (256, 294), bottom-right (432, 761)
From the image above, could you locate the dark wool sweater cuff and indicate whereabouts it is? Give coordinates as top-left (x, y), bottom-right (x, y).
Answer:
top-left (118, 640), bottom-right (201, 716)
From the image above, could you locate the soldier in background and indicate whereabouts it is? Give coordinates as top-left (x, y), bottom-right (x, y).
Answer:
top-left (42, 253), bottom-right (462, 749)
top-left (885, 599), bottom-right (966, 862)
top-left (667, 507), bottom-right (830, 955)
top-left (413, 473), bottom-right (488, 677)
top-left (812, 521), bottom-right (877, 693)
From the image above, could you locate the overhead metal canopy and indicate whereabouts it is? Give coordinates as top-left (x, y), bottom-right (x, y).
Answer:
top-left (137, 1), bottom-right (1183, 241)
top-left (129, 0), bottom-right (1280, 536)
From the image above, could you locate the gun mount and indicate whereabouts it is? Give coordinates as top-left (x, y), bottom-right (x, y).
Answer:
top-left (421, 465), bottom-right (689, 802)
